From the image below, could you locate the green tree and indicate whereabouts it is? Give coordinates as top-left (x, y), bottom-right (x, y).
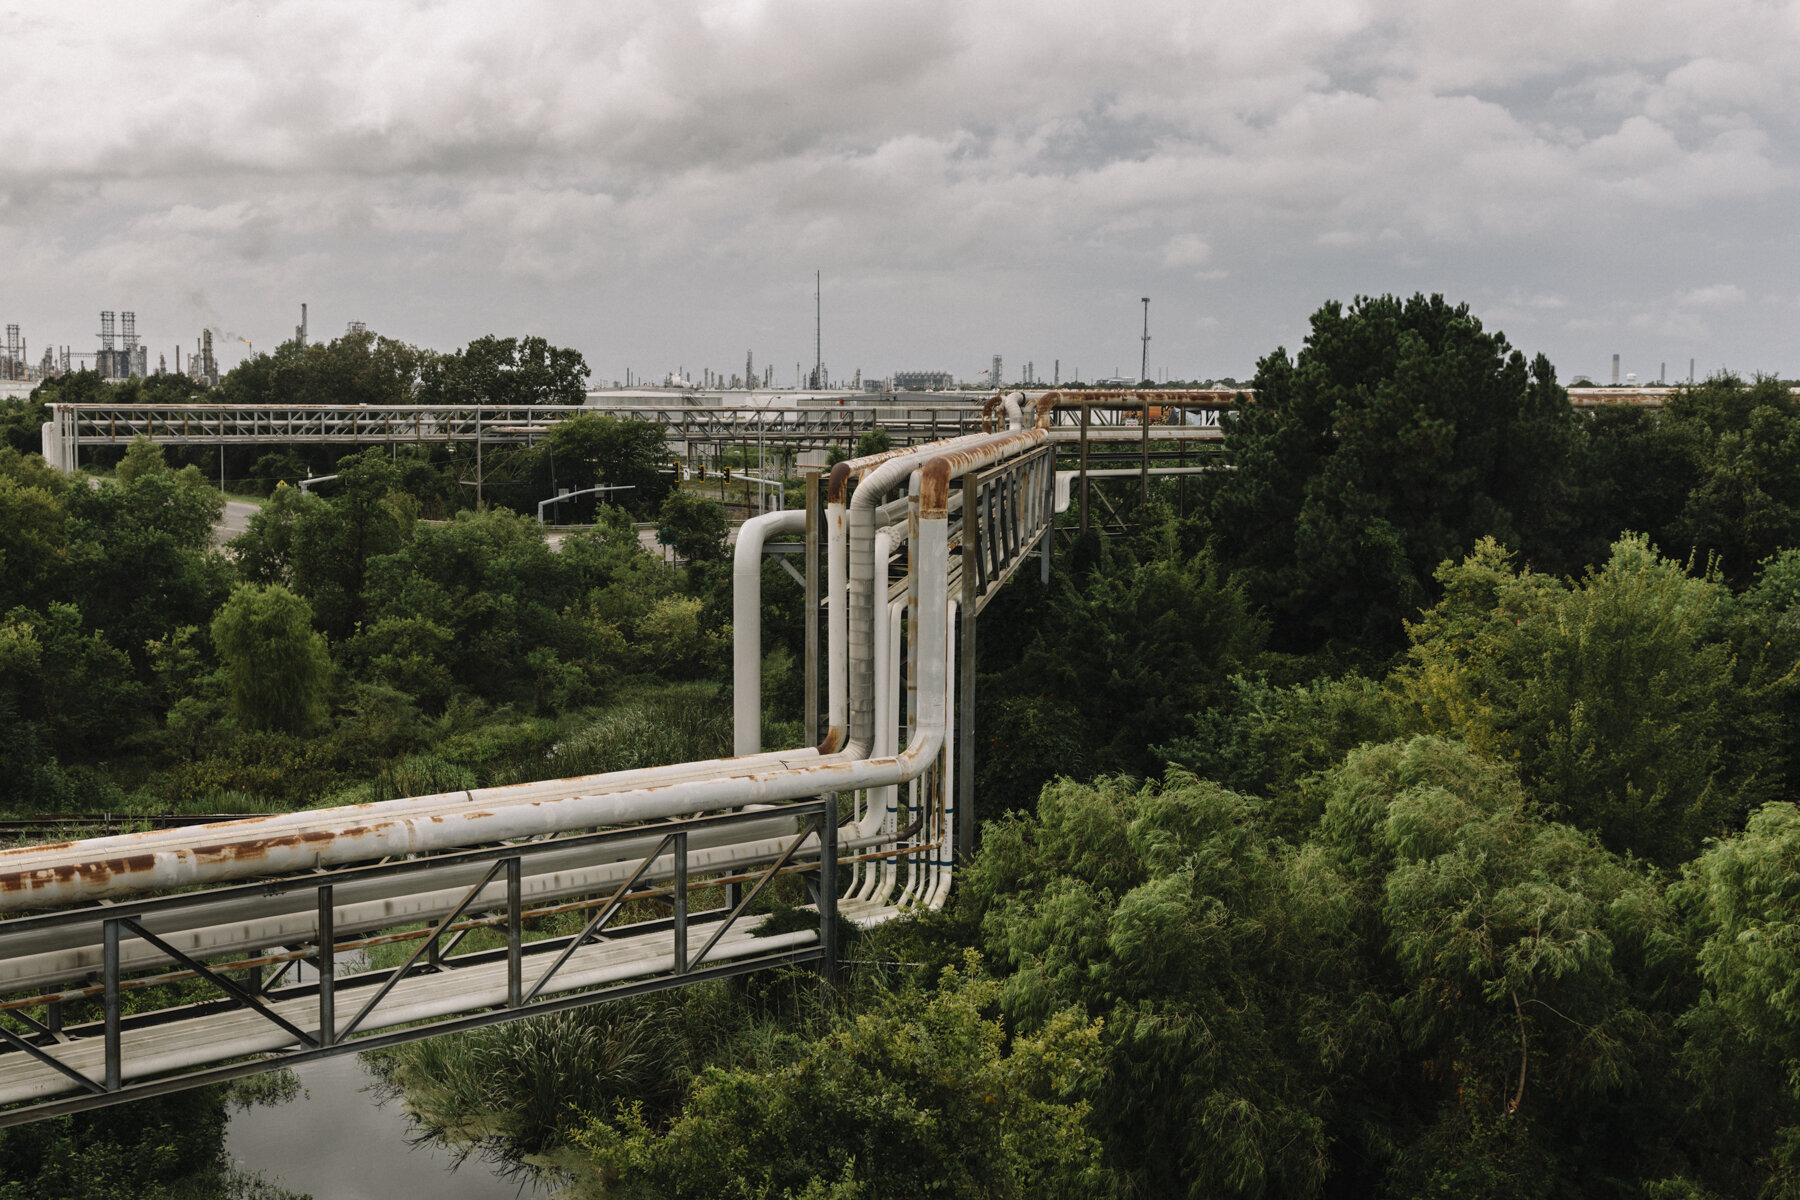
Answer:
top-left (966, 771), bottom-right (1349, 1197)
top-left (1399, 535), bottom-right (1780, 864)
top-left (228, 484), bottom-right (327, 586)
top-left (211, 584), bottom-right (333, 734)
top-left (1209, 293), bottom-right (1576, 659)
top-left (218, 329), bottom-right (429, 408)
top-left (0, 462), bottom-right (67, 613)
top-left (544, 411), bottom-right (672, 518)
top-left (354, 506), bottom-right (650, 708)
top-left (419, 334), bottom-right (589, 406)
top-left (824, 425), bottom-right (892, 467)
top-left (1314, 737), bottom-right (1686, 1196)
top-left (0, 1087), bottom-right (259, 1200)
top-left (62, 444), bottom-right (230, 661)
top-left (985, 542), bottom-right (1266, 781)
top-left (1674, 803), bottom-right (1800, 1197)
top-left (1663, 374), bottom-right (1800, 585)
top-left (854, 426), bottom-right (892, 458)
top-left (572, 957), bottom-right (1110, 1199)
top-left (658, 492), bottom-right (728, 562)
top-left (287, 449), bottom-right (413, 639)
top-left (0, 394), bottom-right (51, 454)
top-left (0, 603), bottom-right (143, 807)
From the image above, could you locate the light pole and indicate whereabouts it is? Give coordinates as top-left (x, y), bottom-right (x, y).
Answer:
top-left (1140, 297), bottom-right (1151, 384)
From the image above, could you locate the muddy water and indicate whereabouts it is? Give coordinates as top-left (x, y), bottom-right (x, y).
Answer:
top-left (225, 1051), bottom-right (545, 1199)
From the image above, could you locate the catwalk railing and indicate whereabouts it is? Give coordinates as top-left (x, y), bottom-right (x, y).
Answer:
top-left (0, 802), bottom-right (839, 1122)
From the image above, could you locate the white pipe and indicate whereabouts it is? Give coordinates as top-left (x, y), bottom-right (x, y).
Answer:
top-left (0, 495), bottom-right (953, 910)
top-left (1, 437), bottom-right (1037, 914)
top-left (1002, 390), bottom-right (1024, 431)
top-left (879, 593), bottom-right (905, 902)
top-left (828, 433), bottom-right (989, 752)
top-left (0, 820), bottom-right (806, 995)
top-left (845, 440), bottom-right (983, 751)
top-left (929, 595), bottom-right (959, 909)
top-left (733, 509), bottom-right (807, 755)
top-left (0, 743), bottom-right (830, 880)
top-left (852, 532), bottom-right (896, 904)
top-left (827, 493), bottom-right (848, 743)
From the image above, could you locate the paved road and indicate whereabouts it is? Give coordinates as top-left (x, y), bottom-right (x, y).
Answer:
top-left (214, 500), bottom-right (260, 546)
top-left (211, 505), bottom-right (737, 559)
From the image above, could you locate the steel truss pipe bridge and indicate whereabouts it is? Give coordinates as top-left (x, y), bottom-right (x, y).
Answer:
top-left (35, 401), bottom-right (1001, 473)
top-left (0, 426), bottom-right (1082, 1125)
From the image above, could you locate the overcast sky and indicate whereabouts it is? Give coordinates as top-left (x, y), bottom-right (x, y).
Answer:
top-left (1, 0), bottom-right (1795, 386)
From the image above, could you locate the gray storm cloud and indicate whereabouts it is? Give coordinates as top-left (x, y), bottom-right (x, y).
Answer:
top-left (1, 0), bottom-right (1794, 381)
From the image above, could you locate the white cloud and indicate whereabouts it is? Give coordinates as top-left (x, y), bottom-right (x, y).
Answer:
top-left (1676, 284), bottom-right (1747, 308)
top-left (1162, 234), bottom-right (1213, 267)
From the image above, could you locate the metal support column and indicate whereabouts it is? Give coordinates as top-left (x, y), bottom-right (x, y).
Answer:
top-left (102, 919), bottom-right (121, 1091)
top-left (804, 470), bottom-right (821, 743)
top-left (1079, 404), bottom-right (1091, 532)
top-left (820, 794), bottom-right (839, 997)
top-left (672, 833), bottom-right (688, 974)
top-left (958, 472), bottom-right (978, 863)
top-left (1140, 396), bottom-right (1150, 500)
top-left (505, 858), bottom-right (522, 1008)
top-left (317, 886), bottom-right (335, 1046)
top-left (1178, 406), bottom-right (1187, 518)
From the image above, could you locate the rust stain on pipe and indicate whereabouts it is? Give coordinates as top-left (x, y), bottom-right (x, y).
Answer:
top-left (980, 391), bottom-right (1004, 432)
top-left (920, 460), bottom-right (950, 517)
top-left (916, 428), bottom-right (1048, 518)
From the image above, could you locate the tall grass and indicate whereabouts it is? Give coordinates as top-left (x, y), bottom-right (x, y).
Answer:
top-left (370, 978), bottom-right (824, 1175)
top-left (492, 685), bottom-right (733, 785)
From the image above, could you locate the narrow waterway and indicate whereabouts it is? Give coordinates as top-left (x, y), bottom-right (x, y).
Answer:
top-left (225, 1052), bottom-right (545, 1200)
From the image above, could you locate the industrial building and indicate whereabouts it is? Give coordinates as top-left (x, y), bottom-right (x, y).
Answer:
top-left (1, 325), bottom-right (24, 382)
top-left (892, 370), bottom-right (955, 390)
top-left (95, 311), bottom-right (148, 380)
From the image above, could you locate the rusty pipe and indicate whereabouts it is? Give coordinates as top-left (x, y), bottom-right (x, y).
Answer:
top-left (0, 494), bottom-right (955, 911)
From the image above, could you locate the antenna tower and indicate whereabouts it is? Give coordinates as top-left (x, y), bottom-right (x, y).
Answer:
top-left (1140, 297), bottom-right (1151, 383)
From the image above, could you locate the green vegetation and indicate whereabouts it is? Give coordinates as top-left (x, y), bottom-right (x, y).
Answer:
top-left (10, 300), bottom-right (1800, 1197)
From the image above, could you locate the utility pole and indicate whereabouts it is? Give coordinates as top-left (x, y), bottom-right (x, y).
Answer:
top-left (1140, 297), bottom-right (1151, 384)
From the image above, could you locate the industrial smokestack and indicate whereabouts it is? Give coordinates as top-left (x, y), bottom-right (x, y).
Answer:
top-left (1612, 354), bottom-right (1620, 386)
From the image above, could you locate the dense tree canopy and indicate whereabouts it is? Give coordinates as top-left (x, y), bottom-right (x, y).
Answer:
top-left (1210, 293), bottom-right (1577, 659)
top-left (418, 334), bottom-right (589, 406)
top-left (12, 298), bottom-right (1800, 1198)
top-left (544, 411), bottom-right (673, 518)
top-left (211, 584), bottom-right (332, 735)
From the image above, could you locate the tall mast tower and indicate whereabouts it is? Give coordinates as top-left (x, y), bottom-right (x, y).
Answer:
top-left (1140, 297), bottom-right (1151, 384)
